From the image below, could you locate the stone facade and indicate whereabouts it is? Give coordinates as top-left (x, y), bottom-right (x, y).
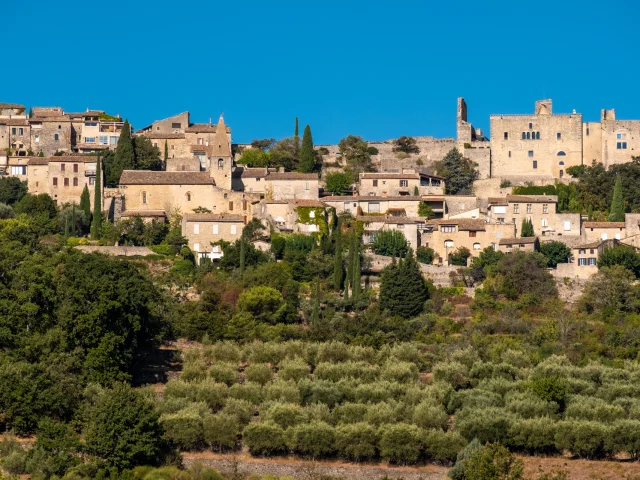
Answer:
top-left (29, 115), bottom-right (73, 156)
top-left (582, 221), bottom-right (626, 242)
top-left (358, 171), bottom-right (444, 196)
top-left (359, 215), bottom-right (421, 251)
top-left (323, 195), bottom-right (442, 218)
top-left (44, 156), bottom-right (99, 207)
top-left (181, 213), bottom-right (245, 263)
top-left (258, 199), bottom-right (327, 234)
top-left (264, 172), bottom-right (319, 201)
top-left (497, 236), bottom-right (539, 253)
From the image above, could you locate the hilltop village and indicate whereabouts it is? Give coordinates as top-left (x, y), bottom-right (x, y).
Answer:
top-left (2, 98), bottom-right (639, 280)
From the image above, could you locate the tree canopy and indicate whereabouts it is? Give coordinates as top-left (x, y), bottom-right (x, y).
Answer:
top-left (435, 148), bottom-right (478, 195)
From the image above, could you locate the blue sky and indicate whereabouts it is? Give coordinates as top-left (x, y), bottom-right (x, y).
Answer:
top-left (3, 0), bottom-right (638, 144)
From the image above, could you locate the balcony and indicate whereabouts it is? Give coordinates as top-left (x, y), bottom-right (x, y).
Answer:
top-left (85, 170), bottom-right (96, 177)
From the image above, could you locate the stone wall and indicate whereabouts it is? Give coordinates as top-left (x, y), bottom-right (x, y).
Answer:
top-left (75, 246), bottom-right (155, 256)
top-left (31, 120), bottom-right (72, 156)
top-left (368, 254), bottom-right (458, 286)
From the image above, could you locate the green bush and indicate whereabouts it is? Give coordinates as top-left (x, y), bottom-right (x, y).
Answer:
top-left (607, 419), bottom-right (640, 459)
top-left (412, 401), bottom-right (449, 430)
top-left (507, 416), bottom-right (558, 455)
top-left (332, 403), bottom-right (368, 425)
top-left (454, 407), bottom-right (516, 444)
top-left (277, 358), bottom-right (311, 382)
top-left (372, 230), bottom-right (409, 258)
top-left (378, 423), bottom-right (422, 465)
top-left (554, 420), bottom-right (612, 459)
top-left (422, 429), bottom-right (466, 465)
top-left (194, 381), bottom-right (229, 412)
top-left (203, 413), bottom-right (240, 452)
top-left (286, 421), bottom-right (336, 457)
top-left (381, 361), bottom-right (419, 383)
top-left (242, 422), bottom-right (287, 456)
top-left (432, 361), bottom-right (471, 390)
top-left (564, 395), bottom-right (626, 422)
top-left (149, 244), bottom-right (174, 256)
top-left (335, 422), bottom-right (379, 461)
top-left (264, 403), bottom-right (308, 429)
top-left (244, 363), bottom-right (274, 386)
top-left (264, 380), bottom-right (301, 404)
top-left (364, 402), bottom-right (397, 426)
top-left (416, 246), bottom-right (435, 264)
top-left (505, 391), bottom-right (559, 418)
top-left (159, 408), bottom-right (205, 451)
top-left (228, 382), bottom-right (263, 405)
top-left (220, 398), bottom-right (254, 426)
top-left (207, 363), bottom-right (238, 386)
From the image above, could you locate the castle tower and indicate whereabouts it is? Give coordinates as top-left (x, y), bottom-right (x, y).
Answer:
top-left (209, 114), bottom-right (233, 190)
top-left (456, 97), bottom-right (473, 143)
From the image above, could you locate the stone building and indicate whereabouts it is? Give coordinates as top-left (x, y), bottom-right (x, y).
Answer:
top-left (359, 215), bottom-right (422, 251)
top-left (0, 103), bottom-right (26, 118)
top-left (322, 195), bottom-right (443, 218)
top-left (258, 199), bottom-right (327, 234)
top-left (67, 110), bottom-right (123, 154)
top-left (582, 221), bottom-right (626, 242)
top-left (497, 236), bottom-right (539, 253)
top-left (181, 213), bottom-right (245, 264)
top-left (358, 171), bottom-right (444, 196)
top-left (0, 118), bottom-right (31, 155)
top-left (584, 109), bottom-right (640, 168)
top-left (29, 110), bottom-right (73, 156)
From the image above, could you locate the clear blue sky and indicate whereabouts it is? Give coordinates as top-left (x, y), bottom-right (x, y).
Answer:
top-left (4, 0), bottom-right (638, 144)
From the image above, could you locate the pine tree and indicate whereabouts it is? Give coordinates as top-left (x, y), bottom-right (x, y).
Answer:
top-left (113, 119), bottom-right (135, 183)
top-left (91, 156), bottom-right (102, 239)
top-left (609, 174), bottom-right (625, 222)
top-left (299, 125), bottom-right (316, 173)
top-left (28, 106), bottom-right (33, 118)
top-left (379, 250), bottom-right (428, 318)
top-left (521, 218), bottom-right (534, 237)
top-left (80, 184), bottom-right (91, 227)
top-left (333, 221), bottom-right (344, 291)
top-left (164, 140), bottom-right (169, 167)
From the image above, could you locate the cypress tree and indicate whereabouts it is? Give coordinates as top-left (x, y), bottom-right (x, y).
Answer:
top-left (299, 125), bottom-right (316, 173)
top-left (609, 175), bottom-right (625, 222)
top-left (239, 234), bottom-right (246, 279)
top-left (333, 220), bottom-right (343, 291)
top-left (71, 204), bottom-right (76, 236)
top-left (379, 250), bottom-right (428, 318)
top-left (293, 117), bottom-right (300, 161)
top-left (114, 119), bottom-right (135, 183)
top-left (521, 218), bottom-right (534, 237)
top-left (91, 156), bottom-right (102, 239)
top-left (413, 185), bottom-right (419, 196)
top-left (164, 140), bottom-right (169, 167)
top-left (311, 277), bottom-right (320, 325)
top-left (64, 213), bottom-right (69, 238)
top-left (80, 184), bottom-right (91, 227)
top-left (352, 232), bottom-right (361, 300)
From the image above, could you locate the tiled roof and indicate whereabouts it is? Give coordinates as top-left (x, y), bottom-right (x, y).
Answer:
top-left (185, 123), bottom-right (231, 133)
top-left (30, 115), bottom-right (71, 122)
top-left (322, 195), bottom-right (425, 201)
top-left (427, 218), bottom-right (488, 231)
top-left (139, 132), bottom-right (185, 139)
top-left (183, 213), bottom-right (244, 222)
top-left (0, 103), bottom-right (25, 109)
top-left (583, 222), bottom-right (625, 228)
top-left (267, 172), bottom-right (319, 181)
top-left (0, 119), bottom-right (29, 126)
top-left (506, 195), bottom-right (558, 203)
top-left (499, 237), bottom-right (538, 245)
top-left (237, 167), bottom-right (269, 178)
top-left (357, 215), bottom-right (421, 224)
top-left (488, 197), bottom-right (508, 205)
top-left (121, 210), bottom-right (167, 217)
top-left (360, 172), bottom-right (444, 180)
top-left (76, 143), bottom-right (110, 150)
top-left (119, 170), bottom-right (216, 185)
top-left (27, 157), bottom-right (50, 165)
top-left (191, 145), bottom-right (213, 154)
top-left (573, 241), bottom-right (602, 249)
top-left (46, 156), bottom-right (97, 163)
top-left (295, 199), bottom-right (326, 208)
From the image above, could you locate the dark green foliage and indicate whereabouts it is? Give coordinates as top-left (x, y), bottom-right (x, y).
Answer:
top-left (333, 222), bottom-right (344, 291)
top-left (418, 202), bottom-right (435, 218)
top-left (580, 265), bottom-right (640, 315)
top-left (239, 148), bottom-right (271, 167)
top-left (539, 241), bottom-right (572, 267)
top-left (134, 135), bottom-right (163, 171)
top-left (378, 423), bottom-right (422, 464)
top-left (597, 245), bottom-right (640, 278)
top-left (242, 218), bottom-right (266, 241)
top-left (112, 119), bottom-right (135, 184)
top-left (0, 202), bottom-right (14, 219)
top-left (335, 422), bottom-right (379, 461)
top-left (218, 239), bottom-right (269, 270)
top-left (164, 140), bottom-right (168, 165)
top-left (435, 148), bottom-right (478, 195)
top-left (393, 136), bottom-right (420, 154)
top-left (242, 422), bottom-right (287, 456)
top-left (13, 192), bottom-right (57, 218)
top-left (269, 137), bottom-right (300, 170)
top-left (287, 421), bottom-right (336, 457)
top-left (608, 174), bottom-right (625, 221)
top-left (416, 246), bottom-right (435, 264)
top-left (463, 443), bottom-right (524, 480)
top-left (82, 383), bottom-right (166, 470)
top-left (527, 376), bottom-right (567, 411)
top-left (372, 230), bottom-right (409, 257)
top-left (338, 135), bottom-right (373, 176)
top-left (379, 251), bottom-right (429, 318)
top-left (520, 218), bottom-right (534, 237)
top-left (325, 171), bottom-right (353, 195)
top-left (0, 176), bottom-right (27, 205)
top-left (450, 247), bottom-right (471, 266)
top-left (251, 138), bottom-right (276, 151)
top-left (91, 155), bottom-right (102, 239)
top-left (448, 438), bottom-right (481, 480)
top-left (493, 251), bottom-right (557, 301)
top-left (298, 125), bottom-right (316, 173)
top-left (469, 247), bottom-right (503, 283)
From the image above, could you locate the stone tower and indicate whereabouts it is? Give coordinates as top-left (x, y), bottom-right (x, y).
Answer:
top-left (209, 114), bottom-right (233, 190)
top-left (456, 97), bottom-right (473, 143)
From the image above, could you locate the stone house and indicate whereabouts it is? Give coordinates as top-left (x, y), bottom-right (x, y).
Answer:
top-left (322, 195), bottom-right (444, 218)
top-left (555, 239), bottom-right (619, 279)
top-left (264, 172), bottom-right (319, 201)
top-left (181, 213), bottom-right (245, 264)
top-left (232, 167), bottom-right (272, 194)
top-left (259, 199), bottom-right (327, 234)
top-left (358, 215), bottom-right (421, 251)
top-left (66, 110), bottom-right (123, 153)
top-left (497, 236), bottom-right (539, 253)
top-left (0, 103), bottom-right (26, 118)
top-left (358, 171), bottom-right (444, 196)
top-left (487, 195), bottom-right (581, 237)
top-left (584, 109), bottom-right (640, 168)
top-left (422, 218), bottom-right (516, 265)
top-left (29, 112), bottom-right (72, 156)
top-left (0, 118), bottom-right (31, 155)
top-left (137, 112), bottom-right (194, 162)
top-left (582, 221), bottom-right (626, 242)
top-left (42, 156), bottom-right (100, 206)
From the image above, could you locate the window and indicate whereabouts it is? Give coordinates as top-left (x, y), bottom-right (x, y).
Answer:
top-left (559, 161), bottom-right (565, 166)
top-left (229, 201), bottom-right (233, 211)
top-left (61, 163), bottom-right (65, 171)
top-left (497, 217), bottom-right (505, 223)
top-left (11, 128), bottom-right (16, 135)
top-left (193, 224), bottom-right (199, 234)
top-left (224, 193), bottom-right (228, 199)
top-left (53, 177), bottom-right (58, 187)
top-left (617, 142), bottom-right (628, 149)
top-left (305, 182), bottom-right (309, 191)
top-left (171, 144), bottom-right (174, 150)
top-left (73, 177), bottom-right (78, 186)
top-left (193, 243), bottom-right (200, 252)
top-left (579, 249), bottom-right (586, 255)
top-left (601, 233), bottom-right (608, 240)
top-left (58, 125), bottom-right (62, 129)
top-left (559, 169), bottom-right (564, 178)
top-left (171, 123), bottom-right (181, 129)
top-left (110, 136), bottom-right (118, 145)
top-left (557, 133), bottom-right (561, 140)
top-left (508, 151), bottom-right (511, 158)
top-left (444, 240), bottom-right (454, 248)
top-left (369, 192), bottom-right (375, 196)
top-left (590, 249), bottom-right (595, 254)
top-left (198, 138), bottom-right (203, 145)
top-left (243, 200), bottom-right (248, 211)
top-left (586, 127), bottom-right (590, 136)
top-left (440, 225), bottom-right (455, 233)
top-left (522, 132), bottom-right (526, 140)
top-left (186, 192), bottom-right (192, 202)
top-left (588, 258), bottom-right (596, 266)
top-left (513, 204), bottom-right (519, 214)
top-left (10, 166), bottom-right (26, 175)
top-left (54, 133), bottom-right (59, 142)
top-left (542, 218), bottom-right (548, 227)
top-left (493, 206), bottom-right (506, 214)
top-left (64, 178), bottom-right (69, 187)
top-left (617, 133), bottom-right (622, 139)
top-left (400, 180), bottom-right (408, 187)
top-left (564, 221), bottom-right (571, 231)
top-left (99, 136), bottom-right (108, 145)
top-left (72, 163), bottom-right (78, 173)
top-left (536, 132), bottom-right (540, 140)
top-left (504, 132), bottom-right (508, 140)
top-left (89, 177), bottom-right (95, 185)
top-left (85, 137), bottom-right (95, 143)
top-left (533, 160), bottom-right (538, 169)
top-left (615, 233), bottom-right (621, 240)
top-left (529, 123), bottom-right (533, 129)
top-left (473, 242), bottom-right (481, 250)
top-left (213, 224), bottom-right (219, 234)
top-left (142, 191), bottom-right (147, 204)
top-left (218, 159), bottom-right (224, 170)
top-left (526, 132), bottom-right (531, 140)
top-left (369, 202), bottom-right (380, 213)
top-left (578, 258), bottom-right (587, 266)
top-left (396, 224), bottom-right (404, 229)
top-left (34, 135), bottom-right (39, 143)
top-left (528, 151), bottom-right (534, 157)
top-left (526, 204), bottom-right (532, 214)
top-left (469, 231), bottom-right (476, 237)
top-left (19, 128), bottom-right (23, 135)
top-left (230, 225), bottom-right (237, 235)
top-left (372, 179), bottom-right (378, 187)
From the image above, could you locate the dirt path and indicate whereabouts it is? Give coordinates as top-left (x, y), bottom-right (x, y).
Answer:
top-left (521, 455), bottom-right (640, 480)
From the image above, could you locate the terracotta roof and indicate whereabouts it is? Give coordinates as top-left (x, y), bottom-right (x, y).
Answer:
top-left (237, 167), bottom-right (268, 178)
top-left (357, 215), bottom-right (421, 224)
top-left (506, 195), bottom-right (558, 203)
top-left (191, 145), bottom-right (212, 154)
top-left (121, 210), bottom-right (167, 217)
top-left (139, 132), bottom-right (185, 139)
top-left (119, 170), bottom-right (216, 185)
top-left (360, 172), bottom-right (444, 180)
top-left (27, 157), bottom-right (50, 165)
top-left (46, 156), bottom-right (97, 163)
top-left (322, 195), bottom-right (425, 201)
top-left (183, 213), bottom-right (244, 222)
top-left (427, 218), bottom-right (488, 231)
top-left (387, 208), bottom-right (406, 216)
top-left (266, 172), bottom-right (319, 181)
top-left (573, 241), bottom-right (602, 249)
top-left (185, 123), bottom-right (231, 133)
top-left (30, 115), bottom-right (71, 122)
top-left (499, 237), bottom-right (538, 245)
top-left (0, 103), bottom-right (25, 109)
top-left (76, 144), bottom-right (110, 150)
top-left (583, 222), bottom-right (625, 228)
top-left (295, 199), bottom-right (326, 208)
top-left (0, 119), bottom-right (29, 126)
top-left (488, 197), bottom-right (508, 205)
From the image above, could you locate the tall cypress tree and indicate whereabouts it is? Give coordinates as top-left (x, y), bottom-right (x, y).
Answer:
top-left (333, 221), bottom-right (344, 291)
top-left (80, 184), bottom-right (91, 227)
top-left (239, 234), bottom-right (246, 279)
top-left (609, 175), bottom-right (625, 222)
top-left (71, 204), bottom-right (76, 236)
top-left (380, 250), bottom-right (428, 318)
top-left (164, 140), bottom-right (169, 167)
top-left (521, 218), bottom-right (534, 237)
top-left (293, 117), bottom-right (300, 161)
top-left (311, 277), bottom-right (320, 325)
top-left (114, 119), bottom-right (135, 184)
top-left (299, 125), bottom-right (316, 173)
top-left (91, 156), bottom-right (102, 239)
top-left (352, 232), bottom-right (361, 300)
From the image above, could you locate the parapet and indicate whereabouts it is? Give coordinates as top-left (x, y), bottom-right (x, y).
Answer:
top-left (535, 99), bottom-right (552, 115)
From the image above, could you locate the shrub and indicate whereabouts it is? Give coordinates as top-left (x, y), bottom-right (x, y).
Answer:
top-left (207, 363), bottom-right (238, 386)
top-left (203, 413), bottom-right (240, 452)
top-left (412, 402), bottom-right (449, 430)
top-left (264, 403), bottom-right (308, 429)
top-left (220, 398), bottom-right (254, 426)
top-left (228, 382), bottom-right (263, 405)
top-left (242, 422), bottom-right (287, 456)
top-left (264, 380), bottom-right (301, 404)
top-left (149, 244), bottom-right (174, 256)
top-left (447, 389), bottom-right (503, 414)
top-left (335, 422), bottom-right (379, 461)
top-left (607, 419), bottom-right (640, 459)
top-left (448, 438), bottom-right (482, 480)
top-left (194, 381), bottom-right (229, 412)
top-left (364, 402), bottom-right (397, 426)
top-left (463, 443), bottom-right (524, 480)
top-left (507, 416), bottom-right (558, 455)
top-left (372, 230), bottom-right (409, 257)
top-left (314, 361), bottom-right (380, 382)
top-left (316, 341), bottom-right (351, 363)
top-left (432, 361), bottom-right (471, 390)
top-left (324, 172), bottom-right (353, 196)
top-left (1, 449), bottom-right (27, 475)
top-left (505, 391), bottom-right (559, 418)
top-left (298, 379), bottom-right (344, 407)
top-left (244, 363), bottom-right (274, 386)
top-left (422, 430), bottom-right (466, 465)
top-left (554, 420), bottom-right (612, 459)
top-left (378, 423), bottom-right (422, 465)
top-left (332, 403), bottom-right (369, 425)
top-left (287, 421), bottom-right (336, 458)
top-left (277, 358), bottom-right (311, 381)
top-left (450, 247), bottom-right (471, 267)
top-left (381, 361), bottom-right (419, 383)
top-left (527, 376), bottom-right (567, 410)
top-left (205, 342), bottom-right (242, 363)
top-left (564, 395), bottom-right (626, 422)
top-left (159, 408), bottom-right (205, 451)
top-left (454, 407), bottom-right (516, 444)
top-left (416, 246), bottom-right (435, 264)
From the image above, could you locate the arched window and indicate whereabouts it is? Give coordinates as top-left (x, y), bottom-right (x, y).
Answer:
top-left (142, 191), bottom-right (148, 204)
top-left (444, 240), bottom-right (454, 248)
top-left (526, 132), bottom-right (531, 140)
top-left (559, 161), bottom-right (565, 166)
top-left (536, 132), bottom-right (540, 140)
top-left (557, 151), bottom-right (566, 156)
top-left (186, 192), bottom-right (192, 202)
top-left (473, 242), bottom-right (481, 250)
top-left (559, 170), bottom-right (564, 178)
top-left (522, 132), bottom-right (526, 140)
top-left (218, 159), bottom-right (224, 170)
